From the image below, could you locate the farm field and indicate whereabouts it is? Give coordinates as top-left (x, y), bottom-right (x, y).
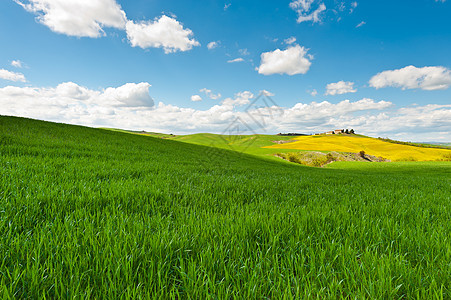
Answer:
top-left (170, 133), bottom-right (298, 159)
top-left (132, 131), bottom-right (451, 163)
top-left (265, 135), bottom-right (451, 162)
top-left (1, 116), bottom-right (451, 298)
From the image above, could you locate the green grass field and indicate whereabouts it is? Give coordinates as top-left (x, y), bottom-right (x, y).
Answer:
top-left (1, 116), bottom-right (450, 298)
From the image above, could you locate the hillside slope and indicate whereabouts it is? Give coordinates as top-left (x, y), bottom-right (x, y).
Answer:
top-left (0, 116), bottom-right (450, 298)
top-left (265, 135), bottom-right (451, 161)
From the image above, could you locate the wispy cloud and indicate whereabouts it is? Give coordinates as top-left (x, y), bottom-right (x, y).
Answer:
top-left (290, 0), bottom-right (326, 24)
top-left (227, 58), bottom-right (244, 63)
top-left (284, 37), bottom-right (297, 45)
top-left (11, 60), bottom-right (24, 68)
top-left (200, 88), bottom-right (222, 100)
top-left (356, 21), bottom-right (366, 28)
top-left (207, 41), bottom-right (220, 50)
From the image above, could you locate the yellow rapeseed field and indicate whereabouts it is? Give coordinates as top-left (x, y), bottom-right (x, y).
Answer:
top-left (264, 135), bottom-right (451, 161)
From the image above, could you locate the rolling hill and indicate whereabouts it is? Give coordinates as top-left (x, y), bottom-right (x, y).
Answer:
top-left (1, 116), bottom-right (450, 298)
top-left (150, 131), bottom-right (451, 163)
top-left (265, 135), bottom-right (451, 161)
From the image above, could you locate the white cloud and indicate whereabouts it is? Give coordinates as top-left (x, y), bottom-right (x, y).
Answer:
top-left (369, 65), bottom-right (451, 91)
top-left (290, 0), bottom-right (326, 23)
top-left (260, 90), bottom-right (275, 97)
top-left (126, 16), bottom-right (200, 53)
top-left (102, 82), bottom-right (154, 107)
top-left (200, 88), bottom-right (221, 100)
top-left (224, 3), bottom-right (231, 11)
top-left (1, 82), bottom-right (450, 141)
top-left (0, 82), bottom-right (155, 127)
top-left (290, 0), bottom-right (314, 11)
top-left (284, 37), bottom-right (297, 45)
top-left (310, 89), bottom-right (318, 96)
top-left (11, 60), bottom-right (24, 68)
top-left (356, 21), bottom-right (366, 28)
top-left (350, 1), bottom-right (358, 13)
top-left (221, 91), bottom-right (254, 107)
top-left (297, 3), bottom-right (326, 23)
top-left (15, 0), bottom-right (127, 37)
top-left (227, 58), bottom-right (244, 63)
top-left (325, 81), bottom-right (357, 96)
top-left (0, 69), bottom-right (26, 82)
top-left (17, 0), bottom-right (200, 54)
top-left (0, 81), bottom-right (152, 107)
top-left (239, 48), bottom-right (250, 56)
top-left (257, 45), bottom-right (312, 76)
top-left (275, 98), bottom-right (392, 129)
top-left (207, 41), bottom-right (219, 50)
top-left (191, 95), bottom-right (202, 102)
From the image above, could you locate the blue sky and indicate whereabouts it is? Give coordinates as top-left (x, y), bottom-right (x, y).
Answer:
top-left (0, 0), bottom-right (450, 141)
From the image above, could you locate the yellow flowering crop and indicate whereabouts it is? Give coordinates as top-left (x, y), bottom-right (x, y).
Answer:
top-left (264, 135), bottom-right (451, 161)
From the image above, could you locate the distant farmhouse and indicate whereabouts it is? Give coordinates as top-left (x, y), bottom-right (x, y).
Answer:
top-left (278, 129), bottom-right (356, 136)
top-left (315, 129), bottom-right (355, 135)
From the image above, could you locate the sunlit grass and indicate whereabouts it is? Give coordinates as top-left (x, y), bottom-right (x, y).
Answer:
top-left (0, 116), bottom-right (450, 298)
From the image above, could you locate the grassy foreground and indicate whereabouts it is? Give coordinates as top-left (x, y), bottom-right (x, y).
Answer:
top-left (1, 116), bottom-right (451, 298)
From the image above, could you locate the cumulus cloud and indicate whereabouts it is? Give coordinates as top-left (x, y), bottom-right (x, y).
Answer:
top-left (310, 89), bottom-right (318, 96)
top-left (207, 41), bottom-right (219, 50)
top-left (369, 65), bottom-right (451, 91)
top-left (15, 0), bottom-right (127, 37)
top-left (102, 82), bottom-right (154, 107)
top-left (1, 82), bottom-right (450, 141)
top-left (227, 58), bottom-right (244, 63)
top-left (275, 98), bottom-right (392, 129)
top-left (0, 81), bottom-right (153, 109)
top-left (0, 69), bottom-right (26, 82)
top-left (221, 91), bottom-right (254, 107)
top-left (257, 45), bottom-right (312, 76)
top-left (274, 100), bottom-right (451, 141)
top-left (200, 88), bottom-right (221, 100)
top-left (11, 60), bottom-right (24, 68)
top-left (126, 16), bottom-right (200, 53)
top-left (16, 1), bottom-right (200, 54)
top-left (289, 0), bottom-right (326, 23)
top-left (325, 81), bottom-right (357, 96)
top-left (191, 95), bottom-right (202, 102)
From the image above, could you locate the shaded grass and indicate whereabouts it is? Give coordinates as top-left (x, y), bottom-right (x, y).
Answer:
top-left (0, 116), bottom-right (450, 298)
